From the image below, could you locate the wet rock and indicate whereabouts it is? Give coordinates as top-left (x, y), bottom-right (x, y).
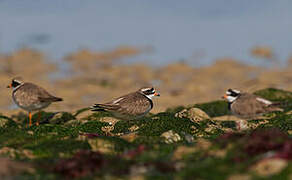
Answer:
top-left (251, 158), bottom-right (288, 177)
top-left (235, 120), bottom-right (249, 131)
top-left (54, 150), bottom-right (105, 178)
top-left (0, 157), bottom-right (34, 177)
top-left (172, 146), bottom-right (197, 160)
top-left (196, 138), bottom-right (212, 150)
top-left (227, 174), bottom-right (251, 180)
top-left (286, 110), bottom-right (292, 115)
top-left (88, 138), bottom-right (116, 154)
top-left (204, 121), bottom-right (223, 133)
top-left (129, 125), bottom-right (139, 132)
top-left (0, 117), bottom-right (9, 128)
top-left (99, 117), bottom-right (119, 126)
top-left (122, 145), bottom-right (145, 159)
top-left (0, 147), bottom-right (35, 159)
top-left (121, 132), bottom-right (139, 142)
top-left (181, 132), bottom-right (194, 143)
top-left (161, 130), bottom-right (181, 144)
top-left (213, 115), bottom-right (243, 121)
top-left (175, 108), bottom-right (210, 122)
top-left (101, 125), bottom-right (114, 134)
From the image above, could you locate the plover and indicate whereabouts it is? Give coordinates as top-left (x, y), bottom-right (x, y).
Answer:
top-left (91, 87), bottom-right (160, 120)
top-left (222, 88), bottom-right (283, 119)
top-left (7, 77), bottom-right (63, 127)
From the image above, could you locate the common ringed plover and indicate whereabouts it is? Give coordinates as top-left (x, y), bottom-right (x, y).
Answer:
top-left (7, 77), bottom-right (63, 127)
top-left (222, 88), bottom-right (283, 119)
top-left (91, 87), bottom-right (160, 120)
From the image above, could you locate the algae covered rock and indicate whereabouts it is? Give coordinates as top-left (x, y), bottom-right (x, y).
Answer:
top-left (251, 158), bottom-right (288, 177)
top-left (88, 138), bottom-right (116, 154)
top-left (175, 108), bottom-right (210, 122)
top-left (161, 130), bottom-right (181, 144)
top-left (0, 115), bottom-right (17, 128)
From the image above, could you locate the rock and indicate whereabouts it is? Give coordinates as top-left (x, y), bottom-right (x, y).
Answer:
top-left (286, 110), bottom-right (292, 115)
top-left (196, 138), bottom-right (212, 150)
top-left (0, 157), bottom-right (34, 177)
top-left (101, 126), bottom-right (114, 133)
top-left (172, 146), bottom-right (197, 160)
top-left (0, 116), bottom-right (17, 128)
top-left (0, 118), bottom-right (8, 128)
top-left (121, 132), bottom-right (138, 142)
top-left (227, 174), bottom-right (251, 180)
top-left (88, 138), bottom-right (116, 154)
top-left (161, 130), bottom-right (181, 144)
top-left (181, 132), bottom-right (194, 143)
top-left (175, 108), bottom-right (210, 122)
top-left (0, 147), bottom-right (35, 159)
top-left (129, 125), bottom-right (139, 132)
top-left (99, 117), bottom-right (119, 126)
top-left (212, 115), bottom-right (243, 121)
top-left (235, 120), bottom-right (249, 131)
top-left (251, 158), bottom-right (288, 177)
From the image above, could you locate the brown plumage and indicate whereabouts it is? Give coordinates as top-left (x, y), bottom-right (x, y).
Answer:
top-left (7, 77), bottom-right (63, 127)
top-left (91, 87), bottom-right (160, 120)
top-left (223, 89), bottom-right (283, 119)
top-left (13, 83), bottom-right (62, 111)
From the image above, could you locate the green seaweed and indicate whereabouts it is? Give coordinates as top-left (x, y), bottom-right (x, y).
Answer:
top-left (0, 88), bottom-right (291, 179)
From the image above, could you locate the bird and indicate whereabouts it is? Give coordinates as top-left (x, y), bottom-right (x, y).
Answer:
top-left (91, 87), bottom-right (160, 120)
top-left (222, 88), bottom-right (283, 119)
top-left (7, 77), bottom-right (63, 127)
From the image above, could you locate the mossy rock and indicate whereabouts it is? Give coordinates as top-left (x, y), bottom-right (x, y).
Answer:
top-left (0, 88), bottom-right (291, 179)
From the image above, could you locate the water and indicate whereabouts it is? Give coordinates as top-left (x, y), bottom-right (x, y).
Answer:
top-left (0, 0), bottom-right (292, 66)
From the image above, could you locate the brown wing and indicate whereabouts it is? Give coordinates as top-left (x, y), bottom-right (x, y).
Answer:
top-left (94, 92), bottom-right (152, 115)
top-left (116, 92), bottom-right (152, 115)
top-left (15, 83), bottom-right (62, 104)
top-left (231, 93), bottom-right (273, 117)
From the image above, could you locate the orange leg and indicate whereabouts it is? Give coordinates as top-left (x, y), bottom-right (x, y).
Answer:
top-left (29, 112), bottom-right (32, 127)
top-left (36, 112), bottom-right (40, 126)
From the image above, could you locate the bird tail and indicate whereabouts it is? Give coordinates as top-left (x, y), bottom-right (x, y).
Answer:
top-left (53, 97), bottom-right (63, 102)
top-left (268, 102), bottom-right (285, 112)
top-left (90, 104), bottom-right (106, 112)
top-left (39, 96), bottom-right (63, 102)
top-left (90, 104), bottom-right (119, 112)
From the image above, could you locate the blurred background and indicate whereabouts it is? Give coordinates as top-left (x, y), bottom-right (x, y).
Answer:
top-left (0, 0), bottom-right (292, 114)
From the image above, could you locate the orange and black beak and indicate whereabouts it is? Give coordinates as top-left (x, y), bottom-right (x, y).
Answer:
top-left (154, 92), bottom-right (160, 97)
top-left (222, 94), bottom-right (227, 99)
top-left (7, 84), bottom-right (12, 88)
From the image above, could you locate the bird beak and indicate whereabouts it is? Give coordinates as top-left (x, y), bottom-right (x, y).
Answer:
top-left (154, 92), bottom-right (160, 97)
top-left (222, 94), bottom-right (227, 99)
top-left (7, 84), bottom-right (12, 88)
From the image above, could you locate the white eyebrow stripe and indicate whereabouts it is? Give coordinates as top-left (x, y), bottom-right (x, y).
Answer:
top-left (141, 88), bottom-right (152, 91)
top-left (113, 97), bottom-right (124, 104)
top-left (256, 97), bottom-right (272, 105)
top-left (233, 89), bottom-right (240, 93)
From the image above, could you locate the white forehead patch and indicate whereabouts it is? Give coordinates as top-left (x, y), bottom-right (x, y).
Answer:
top-left (141, 88), bottom-right (155, 94)
top-left (226, 89), bottom-right (240, 95)
top-left (13, 79), bottom-right (23, 84)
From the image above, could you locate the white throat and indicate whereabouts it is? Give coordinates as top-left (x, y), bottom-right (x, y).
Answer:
top-left (227, 96), bottom-right (238, 103)
top-left (145, 94), bottom-right (155, 100)
top-left (13, 84), bottom-right (24, 92)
